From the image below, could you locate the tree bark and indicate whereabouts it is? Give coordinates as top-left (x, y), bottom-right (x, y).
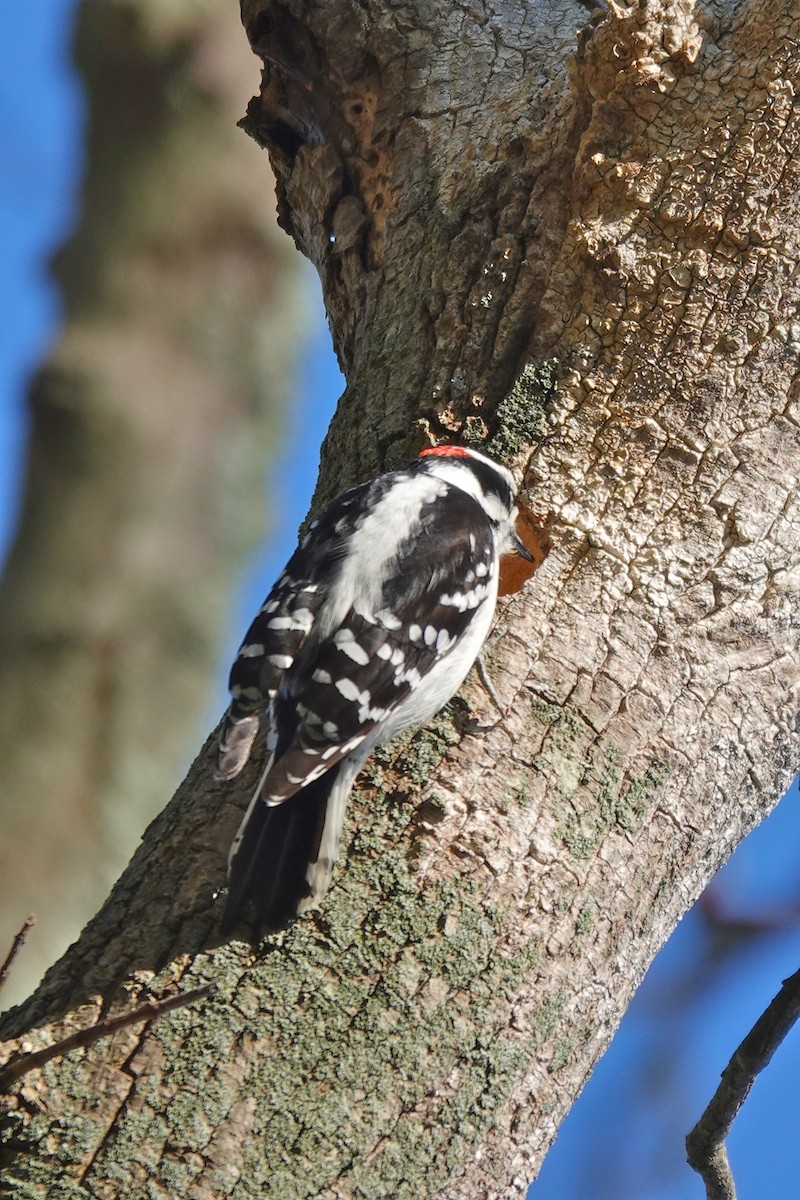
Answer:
top-left (0, 0), bottom-right (306, 1006)
top-left (2, 0), bottom-right (800, 1196)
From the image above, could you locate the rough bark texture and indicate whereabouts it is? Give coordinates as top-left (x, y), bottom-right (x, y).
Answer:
top-left (2, 0), bottom-right (800, 1197)
top-left (0, 0), bottom-right (305, 1005)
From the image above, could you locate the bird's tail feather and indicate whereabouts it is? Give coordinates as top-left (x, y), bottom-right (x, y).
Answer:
top-left (222, 763), bottom-right (351, 939)
top-left (299, 772), bottom-right (350, 916)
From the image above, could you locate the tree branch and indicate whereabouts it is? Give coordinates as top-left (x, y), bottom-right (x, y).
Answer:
top-left (686, 967), bottom-right (800, 1200)
top-left (0, 917), bottom-right (35, 995)
top-left (0, 982), bottom-right (218, 1092)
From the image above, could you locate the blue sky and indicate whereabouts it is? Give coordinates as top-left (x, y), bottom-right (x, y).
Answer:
top-left (3, 6), bottom-right (799, 1197)
top-left (0, 2), bottom-right (83, 561)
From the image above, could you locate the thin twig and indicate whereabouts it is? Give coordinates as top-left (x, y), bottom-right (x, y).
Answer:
top-left (0, 916), bottom-right (36, 994)
top-left (686, 966), bottom-right (800, 1200)
top-left (0, 981), bottom-right (218, 1091)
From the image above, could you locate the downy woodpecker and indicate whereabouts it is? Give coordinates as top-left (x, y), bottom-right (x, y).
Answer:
top-left (217, 445), bottom-right (532, 937)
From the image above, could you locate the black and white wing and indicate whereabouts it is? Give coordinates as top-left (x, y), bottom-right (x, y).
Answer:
top-left (220, 474), bottom-right (499, 936)
top-left (216, 481), bottom-right (375, 781)
top-left (256, 483), bottom-right (498, 802)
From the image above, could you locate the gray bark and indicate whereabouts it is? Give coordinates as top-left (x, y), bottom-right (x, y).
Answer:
top-left (1, 0), bottom-right (799, 1196)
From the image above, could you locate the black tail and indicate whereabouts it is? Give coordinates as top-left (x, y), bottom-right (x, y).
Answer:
top-left (221, 765), bottom-right (342, 940)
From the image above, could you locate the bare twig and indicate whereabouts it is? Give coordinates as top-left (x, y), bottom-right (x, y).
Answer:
top-left (686, 966), bottom-right (800, 1200)
top-left (0, 981), bottom-right (218, 1091)
top-left (0, 916), bottom-right (36, 995)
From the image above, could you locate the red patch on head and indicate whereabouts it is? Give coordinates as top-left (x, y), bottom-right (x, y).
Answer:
top-left (418, 445), bottom-right (470, 458)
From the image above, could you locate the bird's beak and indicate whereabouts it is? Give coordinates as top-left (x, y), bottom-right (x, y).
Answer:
top-left (512, 529), bottom-right (535, 561)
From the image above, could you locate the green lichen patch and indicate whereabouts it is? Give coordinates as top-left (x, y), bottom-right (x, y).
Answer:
top-left (531, 990), bottom-right (568, 1047)
top-left (534, 702), bottom-right (669, 860)
top-left (392, 706), bottom-right (463, 789)
top-left (509, 772), bottom-right (535, 810)
top-left (193, 818), bottom-right (549, 1200)
top-left (624, 761), bottom-right (671, 821)
top-left (574, 900), bottom-right (596, 940)
top-left (1, 697), bottom-right (613, 1199)
top-left (0, 1110), bottom-right (103, 1195)
top-left (551, 1035), bottom-right (578, 1072)
top-left (485, 359), bottom-right (559, 460)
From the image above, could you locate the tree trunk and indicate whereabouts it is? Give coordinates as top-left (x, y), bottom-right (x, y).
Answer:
top-left (0, 0), bottom-right (306, 1006)
top-left (2, 0), bottom-right (799, 1196)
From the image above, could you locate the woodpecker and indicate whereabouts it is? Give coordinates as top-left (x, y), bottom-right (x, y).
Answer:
top-left (217, 444), bottom-right (532, 937)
